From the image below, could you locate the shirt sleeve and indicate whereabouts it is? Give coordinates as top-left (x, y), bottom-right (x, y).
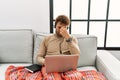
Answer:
top-left (67, 36), bottom-right (80, 56)
top-left (36, 37), bottom-right (47, 65)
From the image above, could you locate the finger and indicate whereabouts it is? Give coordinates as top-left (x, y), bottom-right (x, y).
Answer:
top-left (61, 27), bottom-right (67, 30)
top-left (60, 29), bottom-right (64, 34)
top-left (61, 28), bottom-right (67, 33)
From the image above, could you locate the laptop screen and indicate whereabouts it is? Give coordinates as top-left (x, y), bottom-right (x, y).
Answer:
top-left (45, 55), bottom-right (79, 73)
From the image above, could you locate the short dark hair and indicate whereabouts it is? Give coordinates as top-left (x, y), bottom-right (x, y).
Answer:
top-left (55, 15), bottom-right (70, 28)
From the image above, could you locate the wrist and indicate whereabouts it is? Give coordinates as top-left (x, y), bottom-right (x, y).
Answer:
top-left (65, 34), bottom-right (71, 40)
top-left (66, 37), bottom-right (72, 42)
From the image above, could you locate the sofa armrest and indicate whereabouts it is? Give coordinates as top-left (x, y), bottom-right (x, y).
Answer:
top-left (96, 50), bottom-right (120, 80)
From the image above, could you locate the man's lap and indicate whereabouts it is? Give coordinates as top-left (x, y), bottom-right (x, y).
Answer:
top-left (5, 65), bottom-right (107, 80)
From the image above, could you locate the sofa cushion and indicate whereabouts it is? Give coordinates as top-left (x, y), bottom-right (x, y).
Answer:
top-left (73, 34), bottom-right (97, 67)
top-left (33, 33), bottom-right (97, 67)
top-left (77, 66), bottom-right (97, 71)
top-left (0, 29), bottom-right (33, 63)
top-left (33, 33), bottom-right (49, 64)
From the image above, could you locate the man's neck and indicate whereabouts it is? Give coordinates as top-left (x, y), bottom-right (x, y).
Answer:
top-left (54, 33), bottom-right (64, 39)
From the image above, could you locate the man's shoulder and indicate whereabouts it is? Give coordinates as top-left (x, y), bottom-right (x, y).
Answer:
top-left (44, 34), bottom-right (54, 41)
top-left (43, 34), bottom-right (55, 45)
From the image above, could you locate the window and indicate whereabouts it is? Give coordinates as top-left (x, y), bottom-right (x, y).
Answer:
top-left (50, 0), bottom-right (120, 50)
top-left (53, 0), bottom-right (69, 19)
top-left (89, 22), bottom-right (105, 47)
top-left (72, 0), bottom-right (88, 19)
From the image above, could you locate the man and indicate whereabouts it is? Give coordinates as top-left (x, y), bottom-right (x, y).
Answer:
top-left (37, 15), bottom-right (80, 65)
top-left (36, 15), bottom-right (81, 80)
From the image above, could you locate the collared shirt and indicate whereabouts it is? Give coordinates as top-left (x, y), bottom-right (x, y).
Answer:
top-left (37, 34), bottom-right (80, 65)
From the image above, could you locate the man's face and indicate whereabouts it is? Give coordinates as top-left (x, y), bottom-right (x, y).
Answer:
top-left (55, 22), bottom-right (68, 37)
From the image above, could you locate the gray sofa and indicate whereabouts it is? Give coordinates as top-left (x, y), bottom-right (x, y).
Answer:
top-left (0, 29), bottom-right (120, 80)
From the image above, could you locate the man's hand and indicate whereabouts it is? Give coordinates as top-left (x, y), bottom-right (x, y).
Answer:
top-left (43, 59), bottom-right (46, 66)
top-left (60, 27), bottom-right (70, 39)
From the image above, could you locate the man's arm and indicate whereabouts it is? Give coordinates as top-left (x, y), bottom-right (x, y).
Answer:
top-left (36, 38), bottom-right (46, 65)
top-left (60, 27), bottom-right (80, 55)
top-left (67, 36), bottom-right (80, 55)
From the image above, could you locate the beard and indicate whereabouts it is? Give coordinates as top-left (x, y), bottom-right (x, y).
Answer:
top-left (56, 31), bottom-right (63, 37)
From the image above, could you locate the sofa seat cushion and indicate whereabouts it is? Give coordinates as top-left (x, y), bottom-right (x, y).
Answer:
top-left (0, 63), bottom-right (32, 80)
top-left (77, 66), bottom-right (97, 71)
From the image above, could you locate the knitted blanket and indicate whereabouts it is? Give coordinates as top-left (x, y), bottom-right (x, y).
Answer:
top-left (5, 65), bottom-right (107, 80)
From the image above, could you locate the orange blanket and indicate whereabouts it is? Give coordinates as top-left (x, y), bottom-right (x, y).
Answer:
top-left (5, 65), bottom-right (107, 80)
top-left (5, 65), bottom-right (42, 80)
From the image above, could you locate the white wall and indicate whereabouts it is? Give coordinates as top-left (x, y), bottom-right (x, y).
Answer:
top-left (0, 0), bottom-right (49, 33)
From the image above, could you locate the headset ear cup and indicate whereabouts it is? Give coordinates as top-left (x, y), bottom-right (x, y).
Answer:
top-left (67, 27), bottom-right (68, 29)
top-left (54, 24), bottom-right (56, 28)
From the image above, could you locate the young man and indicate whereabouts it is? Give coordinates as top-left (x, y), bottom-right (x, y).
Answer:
top-left (36, 15), bottom-right (81, 79)
top-left (37, 15), bottom-right (80, 65)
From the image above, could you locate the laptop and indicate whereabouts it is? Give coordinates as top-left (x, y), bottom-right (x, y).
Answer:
top-left (45, 54), bottom-right (79, 73)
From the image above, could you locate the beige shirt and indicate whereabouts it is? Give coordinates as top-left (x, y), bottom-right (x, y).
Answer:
top-left (37, 34), bottom-right (80, 65)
